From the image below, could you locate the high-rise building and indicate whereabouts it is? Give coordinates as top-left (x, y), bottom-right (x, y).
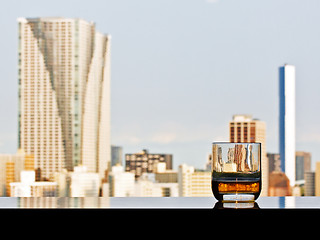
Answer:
top-left (304, 172), bottom-right (315, 196)
top-left (295, 151), bottom-right (311, 183)
top-left (315, 162), bottom-right (320, 196)
top-left (279, 64), bottom-right (296, 186)
top-left (125, 149), bottom-right (173, 179)
top-left (178, 164), bottom-right (212, 197)
top-left (229, 114), bottom-right (268, 196)
top-left (111, 146), bottom-right (123, 167)
top-left (268, 171), bottom-right (291, 196)
top-left (17, 17), bottom-right (111, 182)
top-left (0, 150), bottom-right (33, 196)
top-left (267, 153), bottom-right (281, 173)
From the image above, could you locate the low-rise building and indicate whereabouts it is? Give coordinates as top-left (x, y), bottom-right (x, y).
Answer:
top-left (10, 170), bottom-right (57, 197)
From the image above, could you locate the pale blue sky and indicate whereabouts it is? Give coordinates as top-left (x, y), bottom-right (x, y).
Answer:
top-left (1, 0), bottom-right (320, 170)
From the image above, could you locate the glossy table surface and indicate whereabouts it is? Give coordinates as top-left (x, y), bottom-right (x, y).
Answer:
top-left (0, 196), bottom-right (319, 209)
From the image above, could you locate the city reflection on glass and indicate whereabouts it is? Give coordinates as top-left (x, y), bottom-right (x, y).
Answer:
top-left (0, 196), bottom-right (317, 208)
top-left (212, 142), bottom-right (261, 202)
top-left (17, 197), bottom-right (110, 208)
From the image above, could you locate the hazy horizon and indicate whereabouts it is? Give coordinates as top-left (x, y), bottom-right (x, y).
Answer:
top-left (1, 0), bottom-right (320, 170)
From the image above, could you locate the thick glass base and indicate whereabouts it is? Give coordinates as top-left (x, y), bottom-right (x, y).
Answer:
top-left (222, 194), bottom-right (255, 202)
top-left (213, 201), bottom-right (260, 209)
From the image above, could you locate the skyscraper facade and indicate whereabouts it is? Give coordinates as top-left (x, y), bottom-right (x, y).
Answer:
top-left (279, 64), bottom-right (296, 186)
top-left (178, 164), bottom-right (212, 197)
top-left (267, 153), bottom-right (281, 173)
top-left (229, 114), bottom-right (268, 196)
top-left (111, 146), bottom-right (123, 167)
top-left (18, 17), bottom-right (111, 181)
top-left (125, 149), bottom-right (173, 179)
top-left (295, 151), bottom-right (311, 183)
top-left (304, 172), bottom-right (315, 196)
top-left (315, 162), bottom-right (320, 196)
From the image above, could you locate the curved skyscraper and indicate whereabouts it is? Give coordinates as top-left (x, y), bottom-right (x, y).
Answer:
top-left (279, 64), bottom-right (296, 187)
top-left (17, 17), bottom-right (111, 182)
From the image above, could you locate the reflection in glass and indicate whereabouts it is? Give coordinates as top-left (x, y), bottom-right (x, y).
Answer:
top-left (17, 197), bottom-right (109, 208)
top-left (213, 201), bottom-right (260, 209)
top-left (279, 196), bottom-right (295, 209)
top-left (212, 142), bottom-right (261, 202)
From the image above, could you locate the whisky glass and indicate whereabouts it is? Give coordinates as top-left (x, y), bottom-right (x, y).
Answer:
top-left (211, 142), bottom-right (261, 202)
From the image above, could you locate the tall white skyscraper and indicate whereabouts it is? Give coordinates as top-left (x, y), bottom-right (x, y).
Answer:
top-left (18, 17), bottom-right (111, 182)
top-left (279, 64), bottom-right (296, 186)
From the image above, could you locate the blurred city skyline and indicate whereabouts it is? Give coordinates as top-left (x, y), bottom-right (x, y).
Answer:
top-left (1, 0), bottom-right (320, 170)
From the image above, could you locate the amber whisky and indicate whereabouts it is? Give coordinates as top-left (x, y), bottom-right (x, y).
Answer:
top-left (212, 179), bottom-right (261, 202)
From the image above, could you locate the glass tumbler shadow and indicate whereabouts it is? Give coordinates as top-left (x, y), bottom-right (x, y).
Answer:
top-left (211, 142), bottom-right (261, 202)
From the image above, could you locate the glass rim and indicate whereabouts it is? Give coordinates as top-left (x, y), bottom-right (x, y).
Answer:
top-left (212, 142), bottom-right (261, 145)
